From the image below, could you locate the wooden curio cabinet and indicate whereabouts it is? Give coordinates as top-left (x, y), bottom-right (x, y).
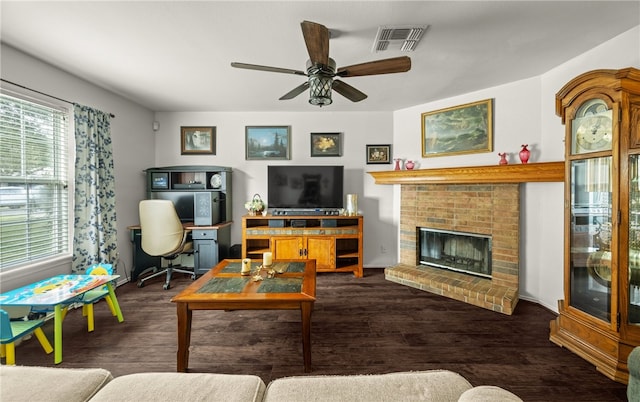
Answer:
top-left (550, 68), bottom-right (640, 383)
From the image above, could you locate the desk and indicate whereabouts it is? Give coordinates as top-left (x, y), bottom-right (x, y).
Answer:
top-left (0, 274), bottom-right (124, 363)
top-left (128, 221), bottom-right (231, 280)
top-left (171, 259), bottom-right (316, 372)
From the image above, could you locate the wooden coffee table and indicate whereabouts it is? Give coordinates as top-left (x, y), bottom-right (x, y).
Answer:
top-left (171, 259), bottom-right (316, 372)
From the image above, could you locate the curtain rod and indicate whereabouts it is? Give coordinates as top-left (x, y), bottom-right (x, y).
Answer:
top-left (0, 78), bottom-right (116, 118)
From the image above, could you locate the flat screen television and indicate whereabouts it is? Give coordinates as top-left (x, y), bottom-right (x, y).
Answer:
top-left (267, 165), bottom-right (344, 210)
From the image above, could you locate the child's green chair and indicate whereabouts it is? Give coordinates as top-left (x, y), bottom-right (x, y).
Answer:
top-left (80, 264), bottom-right (118, 332)
top-left (0, 308), bottom-right (53, 365)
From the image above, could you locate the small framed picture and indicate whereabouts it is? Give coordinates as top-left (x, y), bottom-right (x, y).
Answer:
top-left (181, 126), bottom-right (215, 155)
top-left (245, 126), bottom-right (291, 160)
top-left (366, 144), bottom-right (392, 164)
top-left (310, 132), bottom-right (342, 157)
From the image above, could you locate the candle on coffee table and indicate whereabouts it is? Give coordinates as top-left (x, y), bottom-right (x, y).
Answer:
top-left (263, 252), bottom-right (273, 267)
top-left (241, 258), bottom-right (251, 275)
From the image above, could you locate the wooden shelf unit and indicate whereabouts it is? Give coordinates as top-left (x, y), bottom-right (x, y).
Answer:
top-left (242, 215), bottom-right (363, 277)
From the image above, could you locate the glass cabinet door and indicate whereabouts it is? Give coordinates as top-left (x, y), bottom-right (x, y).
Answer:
top-left (570, 157), bottom-right (613, 322)
top-left (630, 155), bottom-right (640, 325)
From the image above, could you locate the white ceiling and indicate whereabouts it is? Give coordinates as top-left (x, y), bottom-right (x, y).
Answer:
top-left (2, 1), bottom-right (639, 113)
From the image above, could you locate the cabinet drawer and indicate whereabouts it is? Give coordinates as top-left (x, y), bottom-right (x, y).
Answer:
top-left (192, 229), bottom-right (217, 240)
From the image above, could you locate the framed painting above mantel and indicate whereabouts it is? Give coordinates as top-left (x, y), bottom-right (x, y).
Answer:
top-left (421, 99), bottom-right (493, 158)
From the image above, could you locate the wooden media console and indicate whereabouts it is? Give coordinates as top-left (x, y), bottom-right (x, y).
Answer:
top-left (242, 215), bottom-right (363, 277)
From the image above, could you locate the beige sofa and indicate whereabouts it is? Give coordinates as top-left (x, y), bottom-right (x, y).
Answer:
top-left (629, 346), bottom-right (640, 402)
top-left (1, 365), bottom-right (521, 402)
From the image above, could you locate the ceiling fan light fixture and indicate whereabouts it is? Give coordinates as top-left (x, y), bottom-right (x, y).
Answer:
top-left (309, 74), bottom-right (333, 106)
top-left (233, 21), bottom-right (412, 106)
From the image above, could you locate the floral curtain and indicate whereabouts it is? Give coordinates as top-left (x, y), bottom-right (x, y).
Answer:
top-left (72, 104), bottom-right (118, 273)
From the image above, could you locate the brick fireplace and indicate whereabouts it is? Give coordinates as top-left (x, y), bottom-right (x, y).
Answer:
top-left (387, 183), bottom-right (519, 314)
top-left (369, 162), bottom-right (565, 316)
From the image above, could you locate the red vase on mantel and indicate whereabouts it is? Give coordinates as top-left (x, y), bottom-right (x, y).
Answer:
top-left (519, 144), bottom-right (530, 164)
top-left (498, 153), bottom-right (508, 165)
top-left (405, 160), bottom-right (415, 170)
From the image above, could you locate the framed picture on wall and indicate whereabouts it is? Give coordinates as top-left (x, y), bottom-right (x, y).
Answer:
top-left (310, 132), bottom-right (342, 157)
top-left (421, 99), bottom-right (493, 157)
top-left (245, 126), bottom-right (291, 160)
top-left (181, 126), bottom-right (216, 155)
top-left (366, 144), bottom-right (392, 164)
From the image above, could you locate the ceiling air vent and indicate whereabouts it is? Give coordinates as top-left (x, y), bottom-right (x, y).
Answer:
top-left (372, 25), bottom-right (428, 53)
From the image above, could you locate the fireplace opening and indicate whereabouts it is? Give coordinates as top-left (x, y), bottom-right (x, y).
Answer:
top-left (417, 227), bottom-right (492, 278)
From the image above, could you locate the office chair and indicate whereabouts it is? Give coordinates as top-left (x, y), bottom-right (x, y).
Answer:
top-left (137, 199), bottom-right (195, 290)
top-left (80, 263), bottom-right (120, 332)
top-left (0, 309), bottom-right (53, 365)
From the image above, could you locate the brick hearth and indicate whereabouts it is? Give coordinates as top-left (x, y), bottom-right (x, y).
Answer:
top-left (385, 183), bottom-right (520, 314)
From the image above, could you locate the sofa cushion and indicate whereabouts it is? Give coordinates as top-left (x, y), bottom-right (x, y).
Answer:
top-left (628, 346), bottom-right (640, 402)
top-left (0, 365), bottom-right (112, 402)
top-left (89, 372), bottom-right (265, 402)
top-left (263, 370), bottom-right (473, 402)
top-left (458, 385), bottom-right (523, 401)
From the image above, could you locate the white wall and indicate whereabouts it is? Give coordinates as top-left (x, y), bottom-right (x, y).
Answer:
top-left (393, 25), bottom-right (640, 312)
top-left (0, 44), bottom-right (155, 289)
top-left (2, 24), bottom-right (638, 310)
top-left (152, 111), bottom-right (397, 267)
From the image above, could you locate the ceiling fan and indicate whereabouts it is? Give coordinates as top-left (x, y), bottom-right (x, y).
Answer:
top-left (231, 20), bottom-right (411, 107)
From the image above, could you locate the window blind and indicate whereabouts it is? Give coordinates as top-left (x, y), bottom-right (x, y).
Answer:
top-left (0, 92), bottom-right (70, 269)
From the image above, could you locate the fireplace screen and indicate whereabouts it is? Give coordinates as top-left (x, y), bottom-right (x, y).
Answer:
top-left (418, 227), bottom-right (492, 278)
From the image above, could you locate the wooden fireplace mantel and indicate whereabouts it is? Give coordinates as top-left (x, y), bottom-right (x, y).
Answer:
top-left (368, 161), bottom-right (564, 185)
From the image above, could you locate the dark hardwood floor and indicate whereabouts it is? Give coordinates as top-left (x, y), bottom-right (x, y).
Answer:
top-left (12, 269), bottom-right (628, 401)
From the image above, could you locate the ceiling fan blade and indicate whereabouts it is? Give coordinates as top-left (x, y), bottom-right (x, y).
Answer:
top-left (332, 80), bottom-right (367, 102)
top-left (337, 56), bottom-right (411, 77)
top-left (231, 62), bottom-right (307, 76)
top-left (280, 82), bottom-right (310, 100)
top-left (301, 21), bottom-right (329, 67)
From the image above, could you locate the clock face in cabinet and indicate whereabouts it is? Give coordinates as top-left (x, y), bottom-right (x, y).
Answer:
top-left (210, 173), bottom-right (223, 189)
top-left (575, 115), bottom-right (612, 151)
top-left (571, 99), bottom-right (613, 155)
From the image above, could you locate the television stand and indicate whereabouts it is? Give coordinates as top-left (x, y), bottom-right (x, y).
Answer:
top-left (271, 208), bottom-right (341, 216)
top-left (242, 214), bottom-right (363, 277)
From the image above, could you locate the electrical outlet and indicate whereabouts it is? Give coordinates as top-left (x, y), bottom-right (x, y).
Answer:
top-left (380, 245), bottom-right (387, 254)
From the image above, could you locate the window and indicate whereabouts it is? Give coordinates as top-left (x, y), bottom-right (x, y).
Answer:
top-left (0, 91), bottom-right (70, 270)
